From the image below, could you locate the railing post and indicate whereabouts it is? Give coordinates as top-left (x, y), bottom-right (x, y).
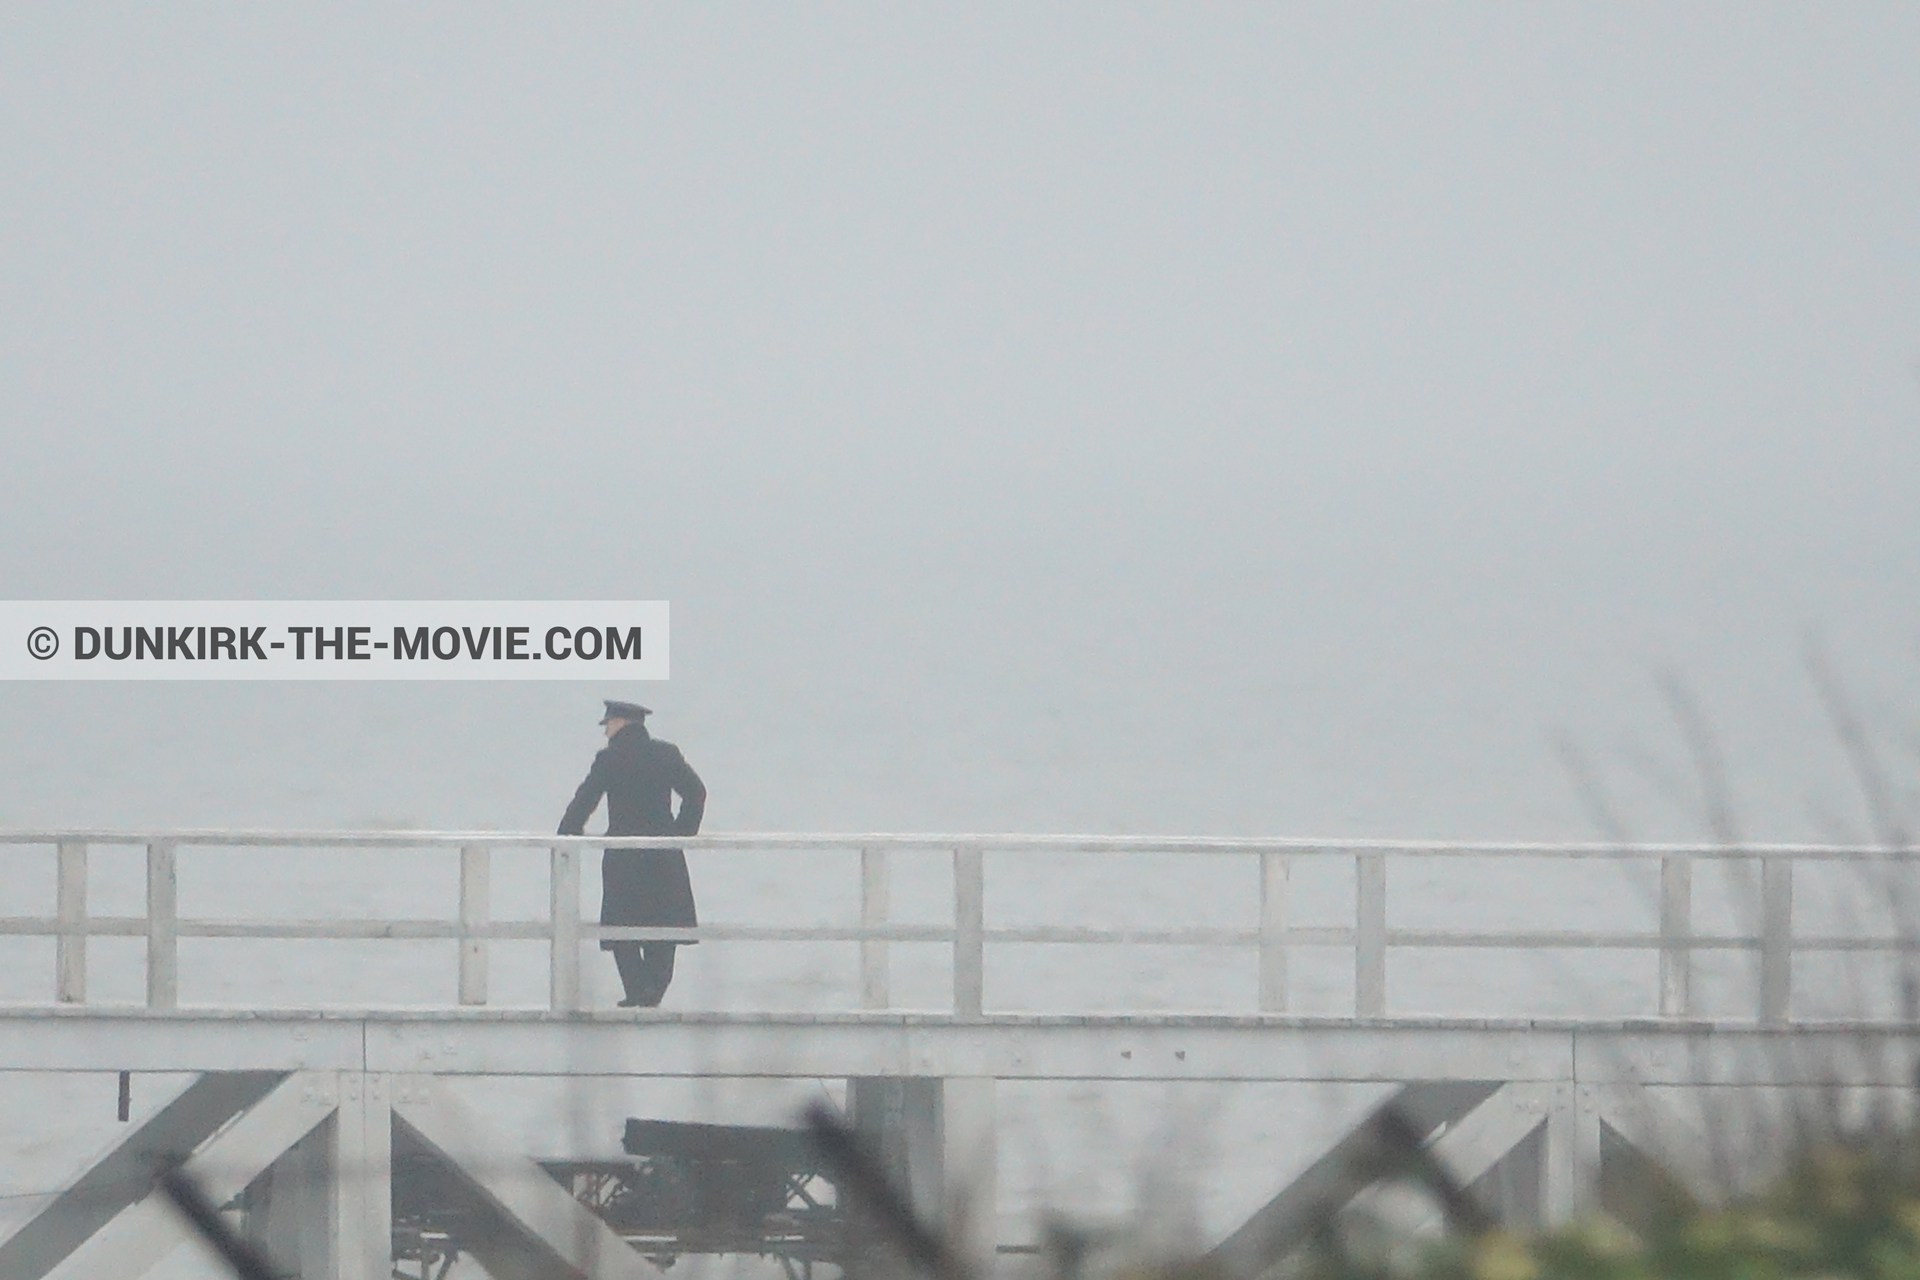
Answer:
top-left (861, 846), bottom-right (891, 1010)
top-left (146, 841), bottom-right (178, 1011)
top-left (459, 844), bottom-right (491, 1006)
top-left (1659, 854), bottom-right (1693, 1017)
top-left (56, 841), bottom-right (87, 1004)
top-left (1258, 850), bottom-right (1290, 1012)
top-left (953, 847), bottom-right (984, 1017)
top-left (1355, 852), bottom-right (1386, 1017)
top-left (1759, 854), bottom-right (1793, 1023)
top-left (550, 845), bottom-right (581, 1012)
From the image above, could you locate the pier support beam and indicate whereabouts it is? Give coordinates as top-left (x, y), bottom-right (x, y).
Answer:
top-left (244, 1120), bottom-right (334, 1277)
top-left (941, 1077), bottom-right (998, 1268)
top-left (0, 1072), bottom-right (393, 1280)
top-left (243, 1074), bottom-right (393, 1280)
top-left (1207, 1082), bottom-right (1502, 1277)
top-left (392, 1074), bottom-right (659, 1280)
top-left (847, 1076), bottom-right (999, 1268)
top-left (44, 1072), bottom-right (340, 1280)
top-left (0, 1071), bottom-right (287, 1278)
top-left (338, 1071), bottom-right (394, 1280)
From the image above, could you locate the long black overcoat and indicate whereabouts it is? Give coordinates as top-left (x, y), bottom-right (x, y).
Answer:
top-left (557, 724), bottom-right (707, 948)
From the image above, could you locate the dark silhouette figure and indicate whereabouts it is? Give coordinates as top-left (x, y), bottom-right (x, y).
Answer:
top-left (558, 700), bottom-right (707, 1006)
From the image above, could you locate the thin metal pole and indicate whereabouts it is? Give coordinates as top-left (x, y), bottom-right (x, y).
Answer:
top-left (861, 847), bottom-right (891, 1010)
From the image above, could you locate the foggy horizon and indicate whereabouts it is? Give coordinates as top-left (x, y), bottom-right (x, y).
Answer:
top-left (2, 6), bottom-right (1916, 841)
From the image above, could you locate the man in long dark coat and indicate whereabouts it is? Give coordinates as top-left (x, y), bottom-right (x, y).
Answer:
top-left (558, 700), bottom-right (707, 1007)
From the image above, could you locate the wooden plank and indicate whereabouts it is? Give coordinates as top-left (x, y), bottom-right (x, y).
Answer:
top-left (0, 1014), bottom-right (1583, 1082)
top-left (460, 844), bottom-right (491, 1006)
top-left (335, 1071), bottom-right (393, 1280)
top-left (0, 1071), bottom-right (285, 1279)
top-left (1541, 1082), bottom-right (1598, 1225)
top-left (1659, 855), bottom-right (1693, 1016)
top-left (1760, 855), bottom-right (1793, 1022)
top-left (44, 1071), bottom-right (340, 1280)
top-left (1356, 852), bottom-right (1387, 1016)
top-left (953, 847), bottom-right (985, 1017)
top-left (6, 910), bottom-right (1890, 950)
top-left (1428, 1083), bottom-right (1551, 1189)
top-left (591, 923), bottom-right (952, 943)
top-left (246, 1118), bottom-right (331, 1277)
top-left (1590, 1081), bottom-right (1720, 1197)
top-left (550, 846), bottom-right (581, 1012)
top-left (860, 846), bottom-right (891, 1010)
top-left (55, 842), bottom-right (86, 1004)
top-left (942, 1077), bottom-right (998, 1269)
top-left (1348, 1083), bottom-right (1550, 1232)
top-left (12, 915), bottom-right (1844, 950)
top-left (182, 919), bottom-right (470, 939)
top-left (1260, 851), bottom-right (1290, 1012)
top-left (2, 829), bottom-right (1910, 857)
top-left (1205, 1081), bottom-right (1503, 1277)
top-left (988, 925), bottom-right (1256, 945)
top-left (145, 842), bottom-right (177, 1011)
top-left (1391, 929), bottom-right (1739, 949)
top-left (0, 916), bottom-right (144, 937)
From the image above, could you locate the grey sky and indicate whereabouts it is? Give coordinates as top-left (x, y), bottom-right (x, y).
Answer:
top-left (1, 6), bottom-right (1915, 839)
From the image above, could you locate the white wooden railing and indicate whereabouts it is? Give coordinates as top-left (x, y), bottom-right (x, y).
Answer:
top-left (0, 832), bottom-right (1914, 1021)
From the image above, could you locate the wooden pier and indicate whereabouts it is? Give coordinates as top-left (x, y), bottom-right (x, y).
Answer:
top-left (0, 831), bottom-right (1912, 1279)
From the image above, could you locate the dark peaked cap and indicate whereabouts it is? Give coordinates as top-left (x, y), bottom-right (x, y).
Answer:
top-left (600, 700), bottom-right (653, 724)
